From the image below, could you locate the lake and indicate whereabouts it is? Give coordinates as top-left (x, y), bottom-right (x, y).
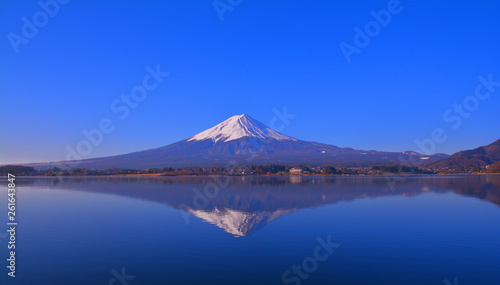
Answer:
top-left (1, 175), bottom-right (499, 284)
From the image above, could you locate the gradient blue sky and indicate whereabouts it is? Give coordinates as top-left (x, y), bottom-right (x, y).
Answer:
top-left (1, 0), bottom-right (499, 164)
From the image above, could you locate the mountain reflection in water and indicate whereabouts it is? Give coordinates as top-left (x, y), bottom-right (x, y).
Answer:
top-left (20, 175), bottom-right (500, 237)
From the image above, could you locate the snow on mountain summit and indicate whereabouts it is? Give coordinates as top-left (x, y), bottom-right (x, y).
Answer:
top-left (188, 114), bottom-right (297, 143)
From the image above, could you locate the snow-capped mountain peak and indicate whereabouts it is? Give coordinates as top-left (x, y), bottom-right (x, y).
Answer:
top-left (187, 114), bottom-right (296, 143)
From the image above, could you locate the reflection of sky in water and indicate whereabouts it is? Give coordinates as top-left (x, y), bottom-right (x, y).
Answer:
top-left (0, 176), bottom-right (499, 284)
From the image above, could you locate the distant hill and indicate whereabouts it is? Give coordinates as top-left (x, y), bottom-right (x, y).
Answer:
top-left (0, 165), bottom-right (36, 175)
top-left (429, 139), bottom-right (500, 171)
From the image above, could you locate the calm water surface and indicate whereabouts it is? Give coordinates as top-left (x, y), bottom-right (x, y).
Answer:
top-left (1, 175), bottom-right (499, 284)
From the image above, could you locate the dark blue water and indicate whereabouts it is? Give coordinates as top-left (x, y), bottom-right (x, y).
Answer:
top-left (1, 175), bottom-right (499, 284)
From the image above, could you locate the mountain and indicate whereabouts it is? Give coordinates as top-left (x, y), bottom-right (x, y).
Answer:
top-left (429, 139), bottom-right (500, 170)
top-left (28, 114), bottom-right (448, 169)
top-left (188, 114), bottom-right (295, 143)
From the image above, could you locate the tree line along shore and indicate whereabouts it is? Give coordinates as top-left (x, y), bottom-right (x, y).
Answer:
top-left (1, 163), bottom-right (498, 177)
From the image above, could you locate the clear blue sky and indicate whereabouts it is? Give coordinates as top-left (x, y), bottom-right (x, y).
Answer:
top-left (1, 0), bottom-right (499, 164)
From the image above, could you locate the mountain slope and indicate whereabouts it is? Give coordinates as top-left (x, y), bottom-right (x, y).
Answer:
top-left (429, 139), bottom-right (500, 170)
top-left (486, 161), bottom-right (500, 173)
top-left (28, 114), bottom-right (448, 169)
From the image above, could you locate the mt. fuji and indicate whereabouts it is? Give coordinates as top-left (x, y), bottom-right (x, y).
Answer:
top-left (30, 114), bottom-right (448, 169)
top-left (188, 114), bottom-right (296, 143)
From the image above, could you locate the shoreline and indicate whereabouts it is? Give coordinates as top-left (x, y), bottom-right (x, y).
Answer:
top-left (10, 173), bottom-right (500, 178)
